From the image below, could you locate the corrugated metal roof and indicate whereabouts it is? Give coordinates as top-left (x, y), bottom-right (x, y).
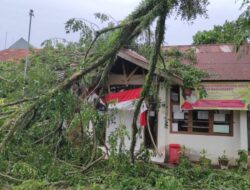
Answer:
top-left (8, 38), bottom-right (34, 49)
top-left (118, 48), bottom-right (183, 85)
top-left (0, 49), bottom-right (29, 62)
top-left (119, 49), bottom-right (149, 64)
top-left (163, 44), bottom-right (250, 81)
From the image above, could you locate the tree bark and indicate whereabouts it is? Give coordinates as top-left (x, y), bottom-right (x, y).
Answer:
top-left (130, 8), bottom-right (167, 163)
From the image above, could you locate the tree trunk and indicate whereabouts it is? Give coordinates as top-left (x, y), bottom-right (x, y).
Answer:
top-left (130, 8), bottom-right (167, 163)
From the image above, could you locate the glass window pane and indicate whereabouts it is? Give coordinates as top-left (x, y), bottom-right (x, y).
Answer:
top-left (192, 110), bottom-right (209, 133)
top-left (213, 124), bottom-right (229, 133)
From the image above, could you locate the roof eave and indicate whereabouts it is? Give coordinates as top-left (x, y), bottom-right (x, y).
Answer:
top-left (117, 50), bottom-right (183, 85)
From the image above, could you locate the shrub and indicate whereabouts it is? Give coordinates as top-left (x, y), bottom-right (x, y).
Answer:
top-left (236, 149), bottom-right (248, 171)
top-left (156, 176), bottom-right (183, 190)
top-left (11, 180), bottom-right (48, 190)
top-left (11, 162), bottom-right (38, 180)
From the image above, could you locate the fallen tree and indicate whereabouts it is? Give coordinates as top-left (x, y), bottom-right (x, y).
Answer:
top-left (0, 0), bottom-right (208, 164)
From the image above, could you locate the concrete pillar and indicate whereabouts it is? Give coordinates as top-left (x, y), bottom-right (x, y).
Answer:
top-left (239, 111), bottom-right (248, 150)
top-left (157, 83), bottom-right (167, 150)
top-left (151, 83), bottom-right (167, 163)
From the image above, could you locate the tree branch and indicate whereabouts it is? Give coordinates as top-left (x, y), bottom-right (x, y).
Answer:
top-left (130, 5), bottom-right (167, 163)
top-left (0, 105), bottom-right (36, 151)
top-left (0, 76), bottom-right (11, 83)
top-left (32, 120), bottom-right (63, 144)
top-left (66, 152), bottom-right (106, 175)
top-left (0, 0), bottom-right (176, 153)
top-left (84, 25), bottom-right (124, 60)
top-left (0, 97), bottom-right (39, 108)
top-left (0, 172), bottom-right (23, 182)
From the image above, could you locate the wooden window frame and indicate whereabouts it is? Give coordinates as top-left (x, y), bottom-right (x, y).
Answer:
top-left (170, 105), bottom-right (234, 136)
top-left (169, 86), bottom-right (234, 136)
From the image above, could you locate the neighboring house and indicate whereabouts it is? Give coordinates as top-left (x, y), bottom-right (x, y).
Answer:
top-left (163, 44), bottom-right (250, 164)
top-left (8, 37), bottom-right (34, 49)
top-left (0, 38), bottom-right (35, 62)
top-left (0, 49), bottom-right (29, 62)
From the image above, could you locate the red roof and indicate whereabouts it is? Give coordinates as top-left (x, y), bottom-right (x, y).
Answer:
top-left (163, 44), bottom-right (250, 81)
top-left (0, 49), bottom-right (29, 62)
top-left (0, 48), bottom-right (40, 63)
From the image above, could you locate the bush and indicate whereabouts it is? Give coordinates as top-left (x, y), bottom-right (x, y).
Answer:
top-left (156, 176), bottom-right (183, 190)
top-left (11, 180), bottom-right (48, 190)
top-left (236, 150), bottom-right (248, 171)
top-left (11, 162), bottom-right (38, 180)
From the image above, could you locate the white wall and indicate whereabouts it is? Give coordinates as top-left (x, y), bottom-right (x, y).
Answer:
top-left (240, 111), bottom-right (248, 150)
top-left (152, 82), bottom-right (168, 162)
top-left (106, 110), bottom-right (143, 152)
top-left (163, 87), bottom-right (247, 165)
top-left (158, 89), bottom-right (250, 165)
top-left (105, 82), bottom-right (168, 161)
top-left (105, 85), bottom-right (249, 165)
top-left (165, 113), bottom-right (240, 164)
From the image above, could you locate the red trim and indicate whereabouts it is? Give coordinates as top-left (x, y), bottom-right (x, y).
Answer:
top-left (181, 102), bottom-right (193, 110)
top-left (104, 88), bottom-right (142, 103)
top-left (181, 99), bottom-right (245, 110)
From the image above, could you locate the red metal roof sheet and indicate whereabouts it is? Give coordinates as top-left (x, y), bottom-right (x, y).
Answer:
top-left (0, 49), bottom-right (29, 62)
top-left (163, 44), bottom-right (250, 81)
top-left (0, 48), bottom-right (39, 63)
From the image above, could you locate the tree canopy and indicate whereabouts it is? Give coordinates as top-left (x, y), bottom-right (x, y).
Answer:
top-left (193, 0), bottom-right (250, 46)
top-left (192, 20), bottom-right (240, 45)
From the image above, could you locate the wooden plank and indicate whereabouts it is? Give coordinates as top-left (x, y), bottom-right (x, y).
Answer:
top-left (122, 62), bottom-right (127, 85)
top-left (108, 74), bottom-right (145, 85)
top-left (127, 67), bottom-right (139, 82)
top-left (208, 111), bottom-right (213, 134)
top-left (230, 111), bottom-right (234, 136)
top-left (188, 111), bottom-right (192, 133)
top-left (118, 51), bottom-right (183, 85)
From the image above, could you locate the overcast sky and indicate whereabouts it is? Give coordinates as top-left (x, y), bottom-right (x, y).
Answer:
top-left (0, 0), bottom-right (243, 50)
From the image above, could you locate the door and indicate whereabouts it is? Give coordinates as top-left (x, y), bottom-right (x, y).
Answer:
top-left (247, 111), bottom-right (250, 152)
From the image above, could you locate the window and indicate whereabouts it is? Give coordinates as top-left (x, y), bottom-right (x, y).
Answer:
top-left (192, 110), bottom-right (209, 133)
top-left (171, 109), bottom-right (233, 136)
top-left (170, 86), bottom-right (233, 136)
top-left (213, 110), bottom-right (232, 134)
top-left (171, 86), bottom-right (189, 132)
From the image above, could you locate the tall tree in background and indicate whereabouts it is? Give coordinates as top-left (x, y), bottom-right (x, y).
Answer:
top-left (192, 20), bottom-right (240, 45)
top-left (193, 0), bottom-right (249, 47)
